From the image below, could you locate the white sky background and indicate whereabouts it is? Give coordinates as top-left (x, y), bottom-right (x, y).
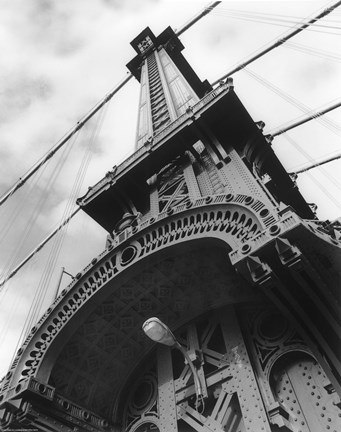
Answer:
top-left (0, 0), bottom-right (341, 376)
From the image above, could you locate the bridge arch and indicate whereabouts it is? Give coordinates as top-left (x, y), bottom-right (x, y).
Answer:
top-left (2, 199), bottom-right (278, 421)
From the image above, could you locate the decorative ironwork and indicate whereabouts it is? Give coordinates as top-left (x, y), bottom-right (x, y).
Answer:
top-left (138, 36), bottom-right (153, 54)
top-left (77, 83), bottom-right (231, 207)
top-left (157, 159), bottom-right (189, 213)
top-left (270, 352), bottom-right (341, 431)
top-left (121, 308), bottom-right (273, 432)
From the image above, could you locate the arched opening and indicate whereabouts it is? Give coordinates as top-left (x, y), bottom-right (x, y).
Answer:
top-left (117, 306), bottom-right (267, 432)
top-left (45, 239), bottom-right (258, 419)
top-left (270, 351), bottom-right (341, 432)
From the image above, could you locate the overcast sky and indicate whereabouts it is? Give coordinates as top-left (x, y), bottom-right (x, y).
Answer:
top-left (0, 0), bottom-right (341, 376)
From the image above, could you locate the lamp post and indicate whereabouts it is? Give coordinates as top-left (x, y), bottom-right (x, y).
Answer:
top-left (142, 317), bottom-right (203, 399)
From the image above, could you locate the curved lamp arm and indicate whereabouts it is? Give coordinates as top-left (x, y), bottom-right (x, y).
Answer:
top-left (142, 317), bottom-right (203, 398)
top-left (175, 341), bottom-right (203, 397)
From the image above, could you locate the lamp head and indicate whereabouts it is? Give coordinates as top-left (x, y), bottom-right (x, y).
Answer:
top-left (142, 317), bottom-right (177, 347)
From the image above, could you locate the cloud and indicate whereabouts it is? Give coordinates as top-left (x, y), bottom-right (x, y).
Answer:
top-left (297, 60), bottom-right (337, 91)
top-left (14, 0), bottom-right (86, 56)
top-left (101, 0), bottom-right (159, 12)
top-left (1, 0), bottom-right (341, 380)
top-left (0, 73), bottom-right (52, 123)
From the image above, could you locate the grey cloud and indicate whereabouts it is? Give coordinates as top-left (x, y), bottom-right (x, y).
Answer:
top-left (22, 0), bottom-right (85, 56)
top-left (298, 61), bottom-right (337, 90)
top-left (204, 20), bottom-right (238, 47)
top-left (77, 126), bottom-right (106, 157)
top-left (102, 0), bottom-right (159, 11)
top-left (0, 73), bottom-right (52, 123)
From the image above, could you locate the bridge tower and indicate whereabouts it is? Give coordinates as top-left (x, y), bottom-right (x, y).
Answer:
top-left (1, 26), bottom-right (341, 432)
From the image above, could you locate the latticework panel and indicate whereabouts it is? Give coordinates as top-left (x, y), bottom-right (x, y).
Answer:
top-left (158, 158), bottom-right (189, 212)
top-left (120, 308), bottom-right (271, 432)
top-left (50, 246), bottom-right (258, 418)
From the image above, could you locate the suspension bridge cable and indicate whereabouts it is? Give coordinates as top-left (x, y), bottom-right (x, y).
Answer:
top-left (242, 67), bottom-right (341, 173)
top-left (175, 1), bottom-right (221, 36)
top-left (291, 153), bottom-right (341, 174)
top-left (0, 254), bottom-right (39, 352)
top-left (211, 0), bottom-right (341, 85)
top-left (0, 74), bottom-right (132, 208)
top-left (0, 162), bottom-right (46, 245)
top-left (282, 134), bottom-right (341, 209)
top-left (0, 207), bottom-right (80, 290)
top-left (212, 8), bottom-right (341, 35)
top-left (215, 7), bottom-right (341, 24)
top-left (303, 171), bottom-right (341, 211)
top-left (0, 132), bottom-right (80, 282)
top-left (283, 133), bottom-right (341, 191)
top-left (270, 100), bottom-right (341, 137)
top-left (0, 0), bottom-right (222, 306)
top-left (240, 66), bottom-right (341, 192)
top-left (243, 68), bottom-right (341, 136)
top-left (284, 41), bottom-right (341, 63)
top-left (27, 104), bottom-right (110, 331)
top-left (13, 106), bottom-right (110, 342)
top-left (0, 1), bottom-right (221, 210)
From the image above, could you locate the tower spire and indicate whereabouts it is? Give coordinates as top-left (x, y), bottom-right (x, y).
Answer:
top-left (127, 27), bottom-right (211, 149)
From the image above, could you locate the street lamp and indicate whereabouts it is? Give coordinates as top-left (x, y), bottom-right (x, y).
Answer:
top-left (142, 317), bottom-right (203, 400)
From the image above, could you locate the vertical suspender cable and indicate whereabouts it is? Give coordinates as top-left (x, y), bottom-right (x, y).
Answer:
top-left (0, 207), bottom-right (80, 290)
top-left (211, 0), bottom-right (341, 85)
top-left (0, 1), bottom-right (222, 209)
top-left (0, 0), bottom-right (223, 292)
top-left (0, 74), bottom-right (132, 208)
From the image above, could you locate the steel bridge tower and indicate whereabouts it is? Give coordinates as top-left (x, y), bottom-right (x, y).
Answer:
top-left (1, 26), bottom-right (341, 432)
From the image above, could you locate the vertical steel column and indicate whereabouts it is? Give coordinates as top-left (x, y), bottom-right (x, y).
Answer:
top-left (220, 308), bottom-right (273, 432)
top-left (157, 345), bottom-right (178, 432)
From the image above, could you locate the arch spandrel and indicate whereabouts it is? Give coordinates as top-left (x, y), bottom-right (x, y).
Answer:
top-left (49, 242), bottom-right (261, 417)
top-left (1, 200), bottom-right (274, 424)
top-left (5, 200), bottom-right (268, 381)
top-left (1, 200), bottom-right (339, 429)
